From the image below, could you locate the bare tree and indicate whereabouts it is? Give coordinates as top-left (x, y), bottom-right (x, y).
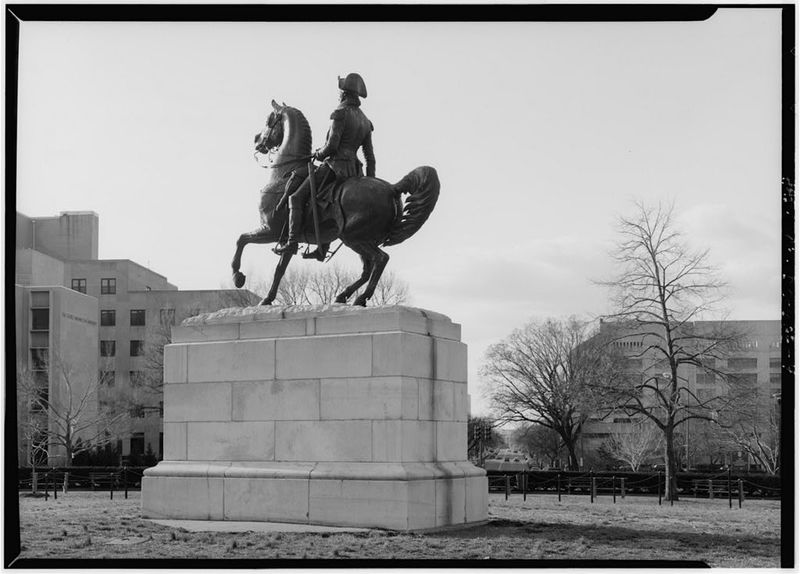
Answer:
top-left (17, 354), bottom-right (126, 472)
top-left (721, 391), bottom-right (780, 475)
top-left (511, 424), bottom-right (565, 469)
top-left (601, 420), bottom-right (664, 472)
top-left (253, 264), bottom-right (410, 306)
top-left (482, 317), bottom-right (626, 470)
top-left (597, 202), bottom-right (740, 500)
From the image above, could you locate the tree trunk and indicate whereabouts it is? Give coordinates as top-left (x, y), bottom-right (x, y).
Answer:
top-left (566, 442), bottom-right (579, 471)
top-left (664, 425), bottom-right (679, 501)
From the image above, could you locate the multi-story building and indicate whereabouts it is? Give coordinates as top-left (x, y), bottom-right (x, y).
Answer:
top-left (577, 320), bottom-right (781, 471)
top-left (15, 285), bottom-right (99, 466)
top-left (15, 211), bottom-right (259, 466)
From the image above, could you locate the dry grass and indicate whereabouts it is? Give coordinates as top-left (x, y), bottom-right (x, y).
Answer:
top-left (12, 491), bottom-right (780, 566)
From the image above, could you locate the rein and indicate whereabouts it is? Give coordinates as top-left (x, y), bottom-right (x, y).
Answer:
top-left (253, 151), bottom-right (313, 170)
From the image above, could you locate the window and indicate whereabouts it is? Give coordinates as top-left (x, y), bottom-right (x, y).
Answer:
top-left (100, 310), bottom-right (116, 326)
top-left (100, 371), bottom-right (115, 387)
top-left (613, 418), bottom-right (632, 424)
top-left (30, 348), bottom-right (49, 370)
top-left (101, 278), bottom-right (116, 295)
top-left (728, 357), bottom-right (757, 370)
top-left (31, 308), bottom-right (49, 331)
top-left (159, 308), bottom-right (175, 327)
top-left (130, 309), bottom-right (146, 326)
top-left (71, 279), bottom-right (87, 294)
top-left (129, 371), bottom-right (145, 386)
top-left (769, 373), bottom-right (781, 385)
top-left (769, 357), bottom-right (781, 370)
top-left (129, 405), bottom-right (145, 419)
top-left (130, 432), bottom-right (145, 453)
top-left (31, 291), bottom-right (50, 307)
top-left (100, 340), bottom-right (116, 357)
top-left (29, 332), bottom-right (49, 348)
top-left (732, 373), bottom-right (758, 386)
top-left (696, 371), bottom-right (716, 386)
top-left (130, 340), bottom-right (145, 357)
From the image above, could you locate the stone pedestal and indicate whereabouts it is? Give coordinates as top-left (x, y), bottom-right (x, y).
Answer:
top-left (142, 305), bottom-right (487, 531)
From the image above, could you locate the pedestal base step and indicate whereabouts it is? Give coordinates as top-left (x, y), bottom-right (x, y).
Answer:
top-left (142, 461), bottom-right (488, 531)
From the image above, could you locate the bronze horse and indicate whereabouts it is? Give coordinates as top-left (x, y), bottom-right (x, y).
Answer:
top-left (231, 101), bottom-right (440, 306)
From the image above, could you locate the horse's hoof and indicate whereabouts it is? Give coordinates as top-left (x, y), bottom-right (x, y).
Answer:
top-left (334, 295), bottom-right (348, 304)
top-left (233, 271), bottom-right (246, 289)
top-left (354, 295), bottom-right (368, 307)
top-left (259, 298), bottom-right (272, 306)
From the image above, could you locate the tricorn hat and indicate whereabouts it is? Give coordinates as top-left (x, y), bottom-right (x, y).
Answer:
top-left (338, 73), bottom-right (367, 98)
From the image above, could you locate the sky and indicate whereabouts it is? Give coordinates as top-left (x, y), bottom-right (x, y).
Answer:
top-left (14, 8), bottom-right (783, 416)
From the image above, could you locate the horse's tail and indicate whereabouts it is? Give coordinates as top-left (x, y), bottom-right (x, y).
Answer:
top-left (383, 166), bottom-right (440, 246)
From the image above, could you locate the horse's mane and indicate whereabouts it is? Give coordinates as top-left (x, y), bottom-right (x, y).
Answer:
top-left (280, 106), bottom-right (312, 155)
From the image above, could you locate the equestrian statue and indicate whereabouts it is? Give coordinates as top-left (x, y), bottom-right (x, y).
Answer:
top-left (230, 73), bottom-right (440, 307)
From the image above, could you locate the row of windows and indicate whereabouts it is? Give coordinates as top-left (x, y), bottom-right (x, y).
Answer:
top-left (71, 278), bottom-right (116, 294)
top-left (128, 402), bottom-right (163, 418)
top-left (100, 340), bottom-right (145, 357)
top-left (100, 371), bottom-right (147, 387)
top-left (101, 309), bottom-right (146, 327)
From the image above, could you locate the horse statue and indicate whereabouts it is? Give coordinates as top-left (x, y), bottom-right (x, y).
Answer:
top-left (231, 101), bottom-right (440, 306)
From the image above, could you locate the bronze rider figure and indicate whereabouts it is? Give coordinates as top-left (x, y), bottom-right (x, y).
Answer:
top-left (273, 72), bottom-right (375, 259)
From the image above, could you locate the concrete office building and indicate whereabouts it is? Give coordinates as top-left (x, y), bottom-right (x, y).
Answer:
top-left (577, 320), bottom-right (781, 471)
top-left (15, 211), bottom-right (259, 466)
top-left (15, 285), bottom-right (99, 466)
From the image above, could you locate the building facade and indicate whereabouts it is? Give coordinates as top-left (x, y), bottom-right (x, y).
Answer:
top-left (15, 211), bottom-right (259, 466)
top-left (577, 320), bottom-right (781, 471)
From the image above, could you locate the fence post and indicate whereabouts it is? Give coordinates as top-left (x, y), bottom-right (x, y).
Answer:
top-left (32, 471), bottom-right (38, 494)
top-left (522, 472), bottom-right (527, 502)
top-left (738, 479), bottom-right (743, 509)
top-left (505, 475), bottom-right (510, 500)
top-left (124, 466), bottom-right (128, 499)
top-left (110, 472), bottom-right (114, 500)
top-left (590, 473), bottom-right (595, 504)
top-left (708, 478), bottom-right (714, 499)
top-left (728, 467), bottom-right (732, 509)
top-left (53, 475), bottom-right (57, 500)
top-left (557, 473), bottom-right (561, 502)
top-left (657, 471), bottom-right (662, 506)
top-left (621, 477), bottom-right (626, 499)
top-left (612, 476), bottom-right (616, 504)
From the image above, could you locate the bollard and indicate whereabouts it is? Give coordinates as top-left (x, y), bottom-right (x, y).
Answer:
top-left (621, 477), bottom-right (626, 499)
top-left (124, 467), bottom-right (128, 499)
top-left (557, 473), bottom-right (561, 502)
top-left (505, 475), bottom-right (510, 500)
top-left (53, 476), bottom-right (57, 500)
top-left (738, 479), bottom-right (743, 509)
top-left (522, 472), bottom-right (527, 502)
top-left (591, 477), bottom-right (596, 503)
top-left (110, 472), bottom-right (114, 500)
top-left (612, 476), bottom-right (616, 504)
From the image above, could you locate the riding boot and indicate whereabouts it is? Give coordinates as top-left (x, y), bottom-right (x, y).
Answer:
top-left (302, 242), bottom-right (329, 261)
top-left (273, 204), bottom-right (303, 255)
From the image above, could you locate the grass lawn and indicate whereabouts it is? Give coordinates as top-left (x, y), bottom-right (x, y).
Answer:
top-left (12, 491), bottom-right (780, 566)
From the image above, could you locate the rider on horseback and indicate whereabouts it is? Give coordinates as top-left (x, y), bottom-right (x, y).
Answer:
top-left (273, 72), bottom-right (375, 259)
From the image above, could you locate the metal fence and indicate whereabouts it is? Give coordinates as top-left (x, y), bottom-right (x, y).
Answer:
top-left (486, 469), bottom-right (781, 508)
top-left (17, 466), bottom-right (149, 500)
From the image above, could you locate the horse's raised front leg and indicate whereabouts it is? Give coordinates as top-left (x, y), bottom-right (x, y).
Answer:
top-left (353, 244), bottom-right (389, 307)
top-left (231, 227), bottom-right (276, 288)
top-left (261, 251), bottom-right (295, 305)
top-left (334, 247), bottom-right (373, 304)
